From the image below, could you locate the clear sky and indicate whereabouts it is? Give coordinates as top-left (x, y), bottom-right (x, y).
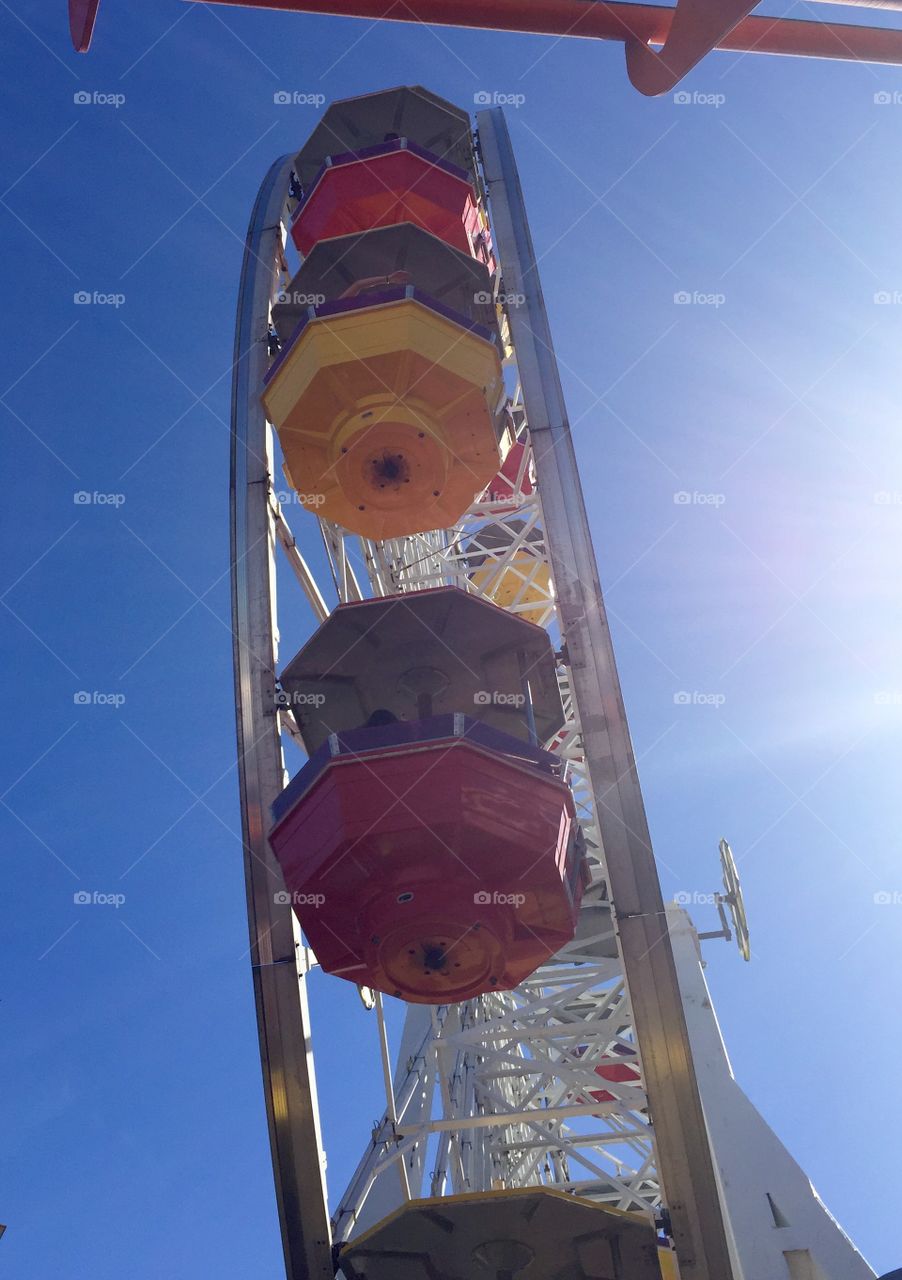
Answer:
top-left (2, 3), bottom-right (901, 1277)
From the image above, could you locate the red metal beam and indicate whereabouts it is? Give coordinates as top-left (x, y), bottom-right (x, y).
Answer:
top-left (192, 0), bottom-right (902, 73)
top-left (69, 0), bottom-right (101, 51)
top-left (74, 0), bottom-right (902, 88)
top-left (625, 0), bottom-right (761, 94)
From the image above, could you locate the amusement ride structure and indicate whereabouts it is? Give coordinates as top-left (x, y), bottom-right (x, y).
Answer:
top-left (231, 88), bottom-right (881, 1280)
top-left (72, 6), bottom-right (901, 1279)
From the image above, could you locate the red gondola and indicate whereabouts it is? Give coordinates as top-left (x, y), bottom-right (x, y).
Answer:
top-left (290, 139), bottom-right (492, 266)
top-left (269, 715), bottom-right (586, 1003)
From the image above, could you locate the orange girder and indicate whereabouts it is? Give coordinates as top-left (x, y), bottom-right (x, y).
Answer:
top-left (193, 1), bottom-right (902, 92)
top-left (73, 1), bottom-right (902, 91)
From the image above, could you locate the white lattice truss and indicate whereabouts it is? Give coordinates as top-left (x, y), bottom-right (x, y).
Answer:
top-left (266, 236), bottom-right (661, 1243)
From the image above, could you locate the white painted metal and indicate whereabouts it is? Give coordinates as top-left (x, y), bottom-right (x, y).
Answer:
top-left (667, 905), bottom-right (876, 1280)
top-left (230, 154), bottom-right (333, 1279)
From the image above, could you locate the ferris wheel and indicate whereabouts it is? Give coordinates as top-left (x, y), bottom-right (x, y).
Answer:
top-left (67, 0), bottom-right (897, 1264)
top-left (229, 86), bottom-right (730, 1280)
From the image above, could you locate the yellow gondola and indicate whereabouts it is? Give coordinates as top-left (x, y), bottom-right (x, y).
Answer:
top-left (339, 1188), bottom-right (666, 1279)
top-left (263, 287), bottom-right (505, 539)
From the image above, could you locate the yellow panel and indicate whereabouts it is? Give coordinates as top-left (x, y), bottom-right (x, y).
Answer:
top-left (262, 298), bottom-right (505, 539)
top-left (470, 554), bottom-right (552, 623)
top-left (658, 1245), bottom-right (680, 1279)
top-left (263, 298), bottom-right (501, 429)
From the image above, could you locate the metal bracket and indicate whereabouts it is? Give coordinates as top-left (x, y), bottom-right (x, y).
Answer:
top-left (626, 0), bottom-right (758, 95)
top-left (69, 0), bottom-right (100, 51)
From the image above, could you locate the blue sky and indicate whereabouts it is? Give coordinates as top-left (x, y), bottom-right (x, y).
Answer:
top-left (2, 3), bottom-right (901, 1276)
